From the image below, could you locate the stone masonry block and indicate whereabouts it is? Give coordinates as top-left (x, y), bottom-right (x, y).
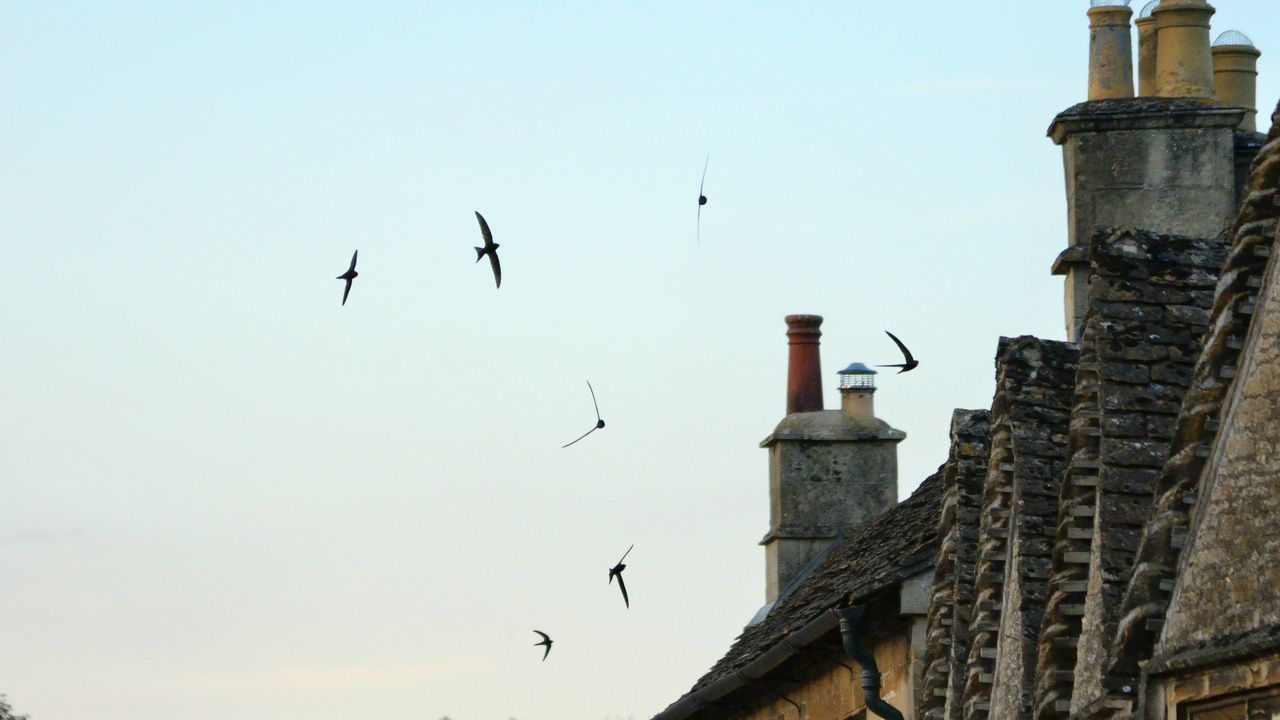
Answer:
top-left (1100, 362), bottom-right (1152, 384)
top-left (1102, 527), bottom-right (1144, 553)
top-left (1094, 301), bottom-right (1167, 323)
top-left (1101, 412), bottom-right (1149, 438)
top-left (1097, 341), bottom-right (1168, 362)
top-left (1101, 438), bottom-right (1171, 466)
top-left (1100, 467), bottom-right (1160, 495)
top-left (1167, 305), bottom-right (1211, 325)
top-left (1099, 383), bottom-right (1184, 414)
top-left (1151, 362), bottom-right (1195, 386)
top-left (1100, 493), bottom-right (1154, 526)
top-left (1139, 285), bottom-right (1193, 304)
top-left (1145, 414), bottom-right (1178, 438)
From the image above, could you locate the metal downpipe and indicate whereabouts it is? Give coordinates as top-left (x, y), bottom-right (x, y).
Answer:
top-left (837, 606), bottom-right (906, 720)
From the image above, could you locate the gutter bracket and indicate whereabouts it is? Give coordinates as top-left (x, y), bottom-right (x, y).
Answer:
top-left (763, 686), bottom-right (804, 718)
top-left (792, 644), bottom-right (856, 680)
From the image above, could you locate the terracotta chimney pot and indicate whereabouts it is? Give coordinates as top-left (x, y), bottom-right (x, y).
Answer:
top-left (785, 315), bottom-right (823, 415)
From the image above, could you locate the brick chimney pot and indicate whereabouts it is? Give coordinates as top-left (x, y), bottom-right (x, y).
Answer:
top-left (785, 315), bottom-right (824, 415)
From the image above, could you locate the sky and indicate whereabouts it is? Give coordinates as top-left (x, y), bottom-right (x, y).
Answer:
top-left (2, 2), bottom-right (1279, 719)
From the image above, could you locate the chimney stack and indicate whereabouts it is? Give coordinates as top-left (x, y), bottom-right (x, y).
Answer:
top-left (785, 315), bottom-right (824, 415)
top-left (1136, 1), bottom-right (1161, 95)
top-left (1212, 31), bottom-right (1262, 131)
top-left (1088, 1), bottom-right (1136, 100)
top-left (760, 318), bottom-right (906, 604)
top-left (1153, 0), bottom-right (1216, 99)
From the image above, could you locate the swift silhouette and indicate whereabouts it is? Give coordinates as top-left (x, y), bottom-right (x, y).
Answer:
top-left (533, 630), bottom-right (553, 661)
top-left (878, 331), bottom-right (919, 374)
top-left (697, 155), bottom-right (709, 243)
top-left (609, 544), bottom-right (633, 609)
top-left (474, 211), bottom-right (501, 288)
top-left (562, 381), bottom-right (605, 448)
top-left (336, 250), bottom-right (358, 306)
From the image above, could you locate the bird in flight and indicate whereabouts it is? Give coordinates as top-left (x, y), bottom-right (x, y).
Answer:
top-left (697, 155), bottom-right (709, 243)
top-left (474, 211), bottom-right (501, 288)
top-left (609, 545), bottom-right (633, 609)
top-left (878, 331), bottom-right (919, 374)
top-left (336, 250), bottom-right (358, 306)
top-left (562, 381), bottom-right (605, 448)
top-left (533, 631), bottom-right (553, 661)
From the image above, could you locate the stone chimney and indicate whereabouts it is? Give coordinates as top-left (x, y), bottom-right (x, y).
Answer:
top-left (1136, 1), bottom-right (1160, 95)
top-left (1047, 0), bottom-right (1244, 341)
top-left (1088, 2), bottom-right (1135, 100)
top-left (760, 318), bottom-right (906, 603)
top-left (1212, 31), bottom-right (1262, 131)
top-left (1153, 0), bottom-right (1216, 98)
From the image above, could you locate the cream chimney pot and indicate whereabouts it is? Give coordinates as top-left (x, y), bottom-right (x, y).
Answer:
top-left (1136, 2), bottom-right (1160, 95)
top-left (1088, 4), bottom-right (1136, 100)
top-left (1153, 0), bottom-right (1217, 99)
top-left (837, 362), bottom-right (877, 418)
top-left (1212, 32), bottom-right (1261, 131)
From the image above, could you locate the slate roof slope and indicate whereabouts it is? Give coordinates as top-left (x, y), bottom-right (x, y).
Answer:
top-left (919, 410), bottom-right (992, 720)
top-left (1033, 227), bottom-right (1226, 720)
top-left (1146, 104), bottom-right (1280, 673)
top-left (1107, 98), bottom-right (1280, 691)
top-left (685, 470), bottom-right (945, 695)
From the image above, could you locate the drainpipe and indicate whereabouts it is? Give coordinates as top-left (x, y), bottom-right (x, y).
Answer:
top-left (837, 606), bottom-right (905, 720)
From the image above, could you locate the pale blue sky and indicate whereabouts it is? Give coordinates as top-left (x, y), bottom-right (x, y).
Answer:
top-left (2, 2), bottom-right (1278, 719)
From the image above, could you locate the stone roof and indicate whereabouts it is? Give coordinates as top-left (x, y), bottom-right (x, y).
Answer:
top-left (918, 409), bottom-right (992, 720)
top-left (1029, 226), bottom-right (1227, 720)
top-left (683, 470), bottom-right (945, 696)
top-left (653, 93), bottom-right (1280, 720)
top-left (963, 336), bottom-right (1079, 720)
top-left (1107, 100), bottom-right (1280, 690)
top-left (1151, 135), bottom-right (1280, 675)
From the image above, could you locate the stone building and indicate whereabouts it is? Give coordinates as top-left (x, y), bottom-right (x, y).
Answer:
top-left (650, 4), bottom-right (1280, 720)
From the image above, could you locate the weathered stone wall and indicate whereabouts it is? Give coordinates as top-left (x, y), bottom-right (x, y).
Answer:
top-left (1108, 105), bottom-right (1280, 709)
top-left (920, 410), bottom-right (993, 720)
top-left (962, 338), bottom-right (1079, 720)
top-left (721, 633), bottom-right (914, 720)
top-left (1031, 228), bottom-right (1226, 720)
top-left (1235, 129), bottom-right (1267, 210)
top-left (1156, 203), bottom-right (1280, 660)
top-left (762, 411), bottom-right (906, 602)
top-left (1151, 654), bottom-right (1280, 720)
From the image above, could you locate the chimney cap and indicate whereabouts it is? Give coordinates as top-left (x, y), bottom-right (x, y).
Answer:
top-left (785, 314), bottom-right (823, 328)
top-left (1139, 0), bottom-right (1159, 17)
top-left (1090, 0), bottom-right (1131, 6)
top-left (838, 362), bottom-right (877, 389)
top-left (1213, 30), bottom-right (1254, 48)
